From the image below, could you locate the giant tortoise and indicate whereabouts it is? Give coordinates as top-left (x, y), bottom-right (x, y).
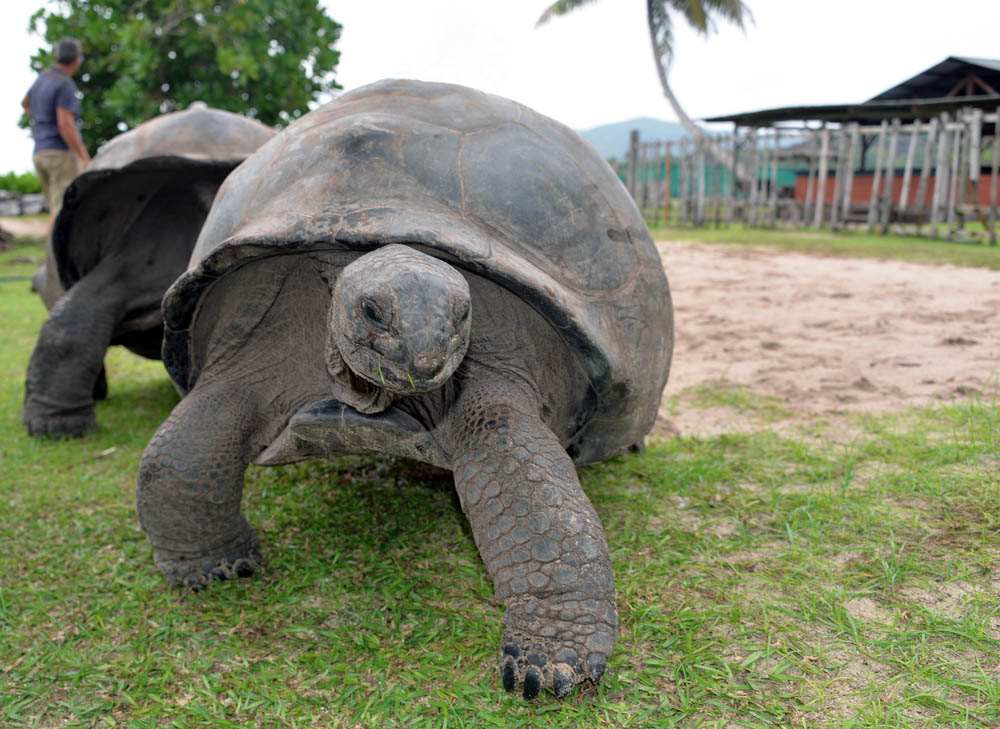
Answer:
top-left (137, 80), bottom-right (673, 699)
top-left (23, 103), bottom-right (274, 437)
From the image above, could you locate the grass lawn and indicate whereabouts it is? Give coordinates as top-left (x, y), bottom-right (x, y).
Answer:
top-left (1, 233), bottom-right (998, 728)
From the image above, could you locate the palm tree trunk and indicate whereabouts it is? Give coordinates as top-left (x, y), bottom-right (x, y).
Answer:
top-left (645, 5), bottom-right (748, 183)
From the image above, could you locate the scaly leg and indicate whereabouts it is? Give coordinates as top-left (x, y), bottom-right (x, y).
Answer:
top-left (450, 377), bottom-right (617, 699)
top-left (136, 379), bottom-right (263, 588)
top-left (23, 270), bottom-right (127, 437)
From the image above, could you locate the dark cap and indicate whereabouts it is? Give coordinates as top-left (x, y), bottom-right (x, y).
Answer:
top-left (55, 37), bottom-right (83, 64)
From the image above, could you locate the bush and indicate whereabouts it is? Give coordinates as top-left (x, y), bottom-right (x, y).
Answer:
top-left (0, 171), bottom-right (43, 195)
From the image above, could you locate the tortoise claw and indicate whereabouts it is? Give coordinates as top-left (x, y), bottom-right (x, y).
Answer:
top-left (523, 667), bottom-right (542, 699)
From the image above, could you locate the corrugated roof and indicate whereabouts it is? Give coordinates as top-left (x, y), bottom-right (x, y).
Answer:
top-left (868, 56), bottom-right (1000, 101)
top-left (704, 57), bottom-right (1000, 126)
top-left (704, 95), bottom-right (1000, 126)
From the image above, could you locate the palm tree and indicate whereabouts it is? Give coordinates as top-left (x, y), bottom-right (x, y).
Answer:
top-left (538, 0), bottom-right (751, 173)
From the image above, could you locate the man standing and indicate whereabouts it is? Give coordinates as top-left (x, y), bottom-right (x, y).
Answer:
top-left (21, 37), bottom-right (91, 307)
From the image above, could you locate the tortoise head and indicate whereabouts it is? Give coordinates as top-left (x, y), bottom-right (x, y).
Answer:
top-left (329, 244), bottom-right (471, 399)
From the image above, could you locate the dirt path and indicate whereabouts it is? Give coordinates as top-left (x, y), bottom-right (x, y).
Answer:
top-left (656, 240), bottom-right (1000, 435)
top-left (0, 216), bottom-right (48, 239)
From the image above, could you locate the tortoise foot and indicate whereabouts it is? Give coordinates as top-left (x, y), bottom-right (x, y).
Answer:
top-left (22, 401), bottom-right (96, 438)
top-left (500, 594), bottom-right (616, 699)
top-left (153, 530), bottom-right (262, 589)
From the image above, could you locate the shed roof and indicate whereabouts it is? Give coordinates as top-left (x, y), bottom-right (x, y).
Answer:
top-left (705, 56), bottom-right (1000, 127)
top-left (869, 56), bottom-right (1000, 101)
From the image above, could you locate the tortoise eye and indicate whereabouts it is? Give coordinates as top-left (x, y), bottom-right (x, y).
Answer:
top-left (455, 300), bottom-right (470, 325)
top-left (362, 298), bottom-right (388, 327)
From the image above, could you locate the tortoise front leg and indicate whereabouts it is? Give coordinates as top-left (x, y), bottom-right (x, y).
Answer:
top-left (23, 270), bottom-right (125, 437)
top-left (450, 379), bottom-right (617, 699)
top-left (136, 380), bottom-right (262, 588)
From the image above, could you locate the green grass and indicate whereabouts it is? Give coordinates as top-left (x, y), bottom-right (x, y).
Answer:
top-left (647, 222), bottom-right (1000, 271)
top-left (2, 234), bottom-right (998, 727)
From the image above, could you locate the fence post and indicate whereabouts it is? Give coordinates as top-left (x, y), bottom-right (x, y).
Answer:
top-left (727, 132), bottom-right (739, 223)
top-left (946, 117), bottom-right (963, 237)
top-left (627, 129), bottom-right (639, 200)
top-left (930, 112), bottom-right (952, 235)
top-left (966, 108), bottom-right (984, 233)
top-left (695, 137), bottom-right (706, 226)
top-left (867, 119), bottom-right (888, 231)
top-left (813, 127), bottom-right (831, 229)
top-left (747, 128), bottom-right (760, 227)
top-left (802, 132), bottom-right (816, 225)
top-left (767, 130), bottom-right (780, 226)
top-left (829, 129), bottom-right (846, 229)
top-left (879, 118), bottom-right (901, 233)
top-left (841, 123), bottom-right (860, 224)
top-left (897, 121), bottom-right (919, 229)
top-left (990, 107), bottom-right (999, 245)
top-left (663, 141), bottom-right (672, 224)
top-left (915, 117), bottom-right (938, 231)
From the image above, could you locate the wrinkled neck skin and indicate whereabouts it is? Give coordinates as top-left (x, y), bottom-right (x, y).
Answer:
top-left (325, 343), bottom-right (394, 414)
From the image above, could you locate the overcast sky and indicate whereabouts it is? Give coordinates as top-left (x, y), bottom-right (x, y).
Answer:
top-left (4, 0), bottom-right (999, 173)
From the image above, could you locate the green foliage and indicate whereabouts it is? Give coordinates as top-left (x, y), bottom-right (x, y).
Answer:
top-left (28, 0), bottom-right (342, 152)
top-left (0, 171), bottom-right (42, 194)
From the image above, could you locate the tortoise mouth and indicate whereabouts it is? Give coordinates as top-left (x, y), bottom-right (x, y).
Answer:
top-left (351, 337), bottom-right (468, 395)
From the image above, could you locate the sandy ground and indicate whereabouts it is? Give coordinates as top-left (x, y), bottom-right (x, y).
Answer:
top-left (656, 240), bottom-right (1000, 436)
top-left (0, 216), bottom-right (48, 239)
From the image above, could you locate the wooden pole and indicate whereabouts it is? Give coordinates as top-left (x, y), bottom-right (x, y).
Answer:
top-left (930, 112), bottom-right (951, 235)
top-left (879, 118), bottom-right (901, 233)
top-left (677, 138), bottom-right (687, 224)
top-left (829, 129), bottom-right (846, 229)
top-left (713, 135), bottom-right (723, 227)
top-left (915, 117), bottom-right (939, 230)
top-left (897, 120), bottom-right (919, 228)
top-left (813, 127), bottom-right (831, 229)
top-left (727, 132), bottom-right (738, 224)
top-left (747, 128), bottom-right (760, 227)
top-left (696, 137), bottom-right (706, 226)
top-left (804, 131), bottom-right (817, 225)
top-left (946, 119), bottom-right (963, 237)
top-left (953, 113), bottom-right (970, 234)
top-left (841, 123), bottom-right (859, 224)
top-left (627, 129), bottom-right (639, 200)
top-left (867, 119), bottom-right (888, 232)
top-left (990, 108), bottom-right (999, 245)
top-left (663, 141), bottom-right (672, 224)
top-left (966, 108), bottom-right (985, 233)
top-left (768, 130), bottom-right (780, 226)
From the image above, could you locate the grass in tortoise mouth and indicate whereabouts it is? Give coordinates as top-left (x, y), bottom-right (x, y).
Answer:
top-left (376, 352), bottom-right (417, 391)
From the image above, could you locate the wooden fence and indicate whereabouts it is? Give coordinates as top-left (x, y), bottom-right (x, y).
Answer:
top-left (625, 108), bottom-right (1000, 243)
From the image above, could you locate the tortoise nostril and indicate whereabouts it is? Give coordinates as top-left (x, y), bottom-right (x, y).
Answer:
top-left (413, 354), bottom-right (443, 373)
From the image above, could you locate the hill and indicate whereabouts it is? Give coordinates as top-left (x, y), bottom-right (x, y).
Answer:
top-left (577, 117), bottom-right (694, 160)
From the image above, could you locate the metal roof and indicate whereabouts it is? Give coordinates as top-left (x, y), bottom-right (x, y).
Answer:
top-left (705, 56), bottom-right (1000, 127)
top-left (869, 56), bottom-right (1000, 101)
top-left (705, 95), bottom-right (1000, 126)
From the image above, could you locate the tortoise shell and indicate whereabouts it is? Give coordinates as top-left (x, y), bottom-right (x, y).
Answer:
top-left (163, 80), bottom-right (673, 464)
top-left (51, 103), bottom-right (275, 296)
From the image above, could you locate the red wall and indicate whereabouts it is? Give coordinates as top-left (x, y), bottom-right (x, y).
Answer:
top-left (794, 172), bottom-right (1000, 207)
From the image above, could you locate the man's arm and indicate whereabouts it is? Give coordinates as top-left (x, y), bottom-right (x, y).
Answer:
top-left (21, 94), bottom-right (31, 119)
top-left (56, 107), bottom-right (90, 167)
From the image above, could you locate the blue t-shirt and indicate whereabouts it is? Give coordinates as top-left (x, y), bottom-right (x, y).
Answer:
top-left (27, 67), bottom-right (81, 153)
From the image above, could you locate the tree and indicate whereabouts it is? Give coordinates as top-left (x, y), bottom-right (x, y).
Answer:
top-left (538, 0), bottom-right (750, 174)
top-left (28, 0), bottom-right (342, 152)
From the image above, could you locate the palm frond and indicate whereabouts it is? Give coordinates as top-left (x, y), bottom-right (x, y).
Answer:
top-left (663, 0), bottom-right (751, 36)
top-left (651, 0), bottom-right (751, 70)
top-left (535, 0), bottom-right (601, 27)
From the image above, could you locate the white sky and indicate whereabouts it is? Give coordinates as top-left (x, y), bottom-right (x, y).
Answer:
top-left (3, 0), bottom-right (999, 173)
